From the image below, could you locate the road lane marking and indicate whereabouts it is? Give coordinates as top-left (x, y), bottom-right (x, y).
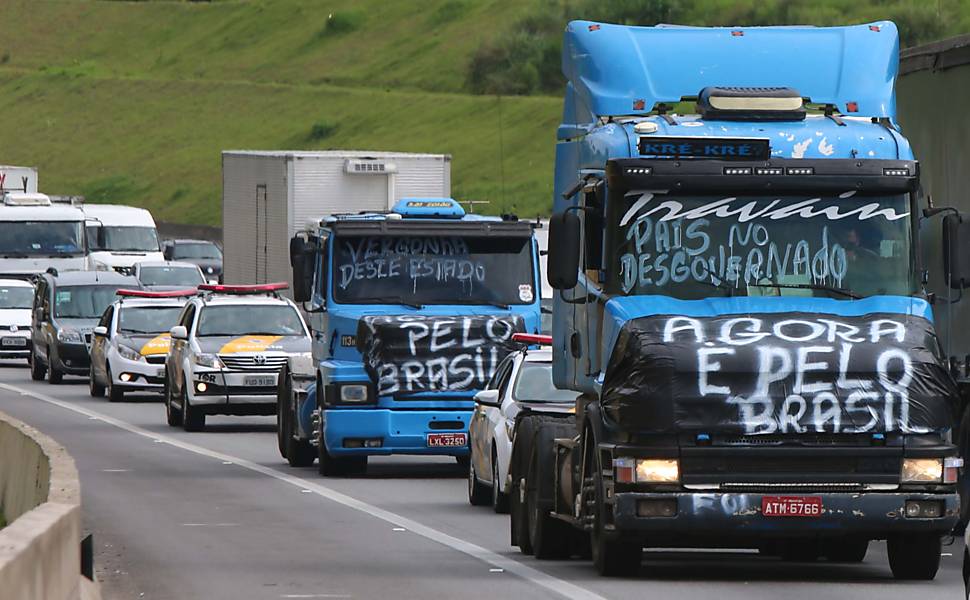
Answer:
top-left (1, 383), bottom-right (607, 600)
top-left (101, 469), bottom-right (131, 473)
top-left (181, 523), bottom-right (240, 527)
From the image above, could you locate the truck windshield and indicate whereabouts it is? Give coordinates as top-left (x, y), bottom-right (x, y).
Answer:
top-left (87, 226), bottom-right (160, 252)
top-left (608, 192), bottom-right (916, 300)
top-left (55, 286), bottom-right (126, 319)
top-left (0, 221), bottom-right (84, 257)
top-left (118, 306), bottom-right (184, 334)
top-left (196, 305), bottom-right (306, 337)
top-left (331, 235), bottom-right (536, 306)
top-left (0, 287), bottom-right (33, 309)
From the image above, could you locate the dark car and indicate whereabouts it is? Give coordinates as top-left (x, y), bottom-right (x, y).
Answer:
top-left (30, 270), bottom-right (139, 383)
top-left (161, 239), bottom-right (222, 283)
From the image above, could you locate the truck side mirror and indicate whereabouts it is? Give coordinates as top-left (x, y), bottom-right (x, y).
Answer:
top-left (163, 247), bottom-right (173, 260)
top-left (290, 237), bottom-right (313, 303)
top-left (943, 213), bottom-right (970, 289)
top-left (547, 210), bottom-right (581, 289)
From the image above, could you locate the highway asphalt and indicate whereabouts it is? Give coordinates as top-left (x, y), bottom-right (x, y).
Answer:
top-left (0, 360), bottom-right (964, 600)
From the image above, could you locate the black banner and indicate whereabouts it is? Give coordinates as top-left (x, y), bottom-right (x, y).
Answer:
top-left (602, 312), bottom-right (957, 434)
top-left (637, 137), bottom-right (770, 161)
top-left (357, 315), bottom-right (524, 395)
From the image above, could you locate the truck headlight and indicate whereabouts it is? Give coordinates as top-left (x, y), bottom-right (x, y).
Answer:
top-left (57, 328), bottom-right (83, 343)
top-left (901, 458), bottom-right (943, 483)
top-left (635, 459), bottom-right (679, 483)
top-left (339, 384), bottom-right (369, 403)
top-left (194, 353), bottom-right (224, 369)
top-left (118, 345), bottom-right (144, 361)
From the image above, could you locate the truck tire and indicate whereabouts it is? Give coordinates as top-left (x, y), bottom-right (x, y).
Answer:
top-left (47, 350), bottom-right (63, 384)
top-left (589, 432), bottom-right (641, 576)
top-left (958, 405), bottom-right (970, 530)
top-left (30, 347), bottom-right (46, 381)
top-left (491, 448), bottom-right (510, 514)
top-left (467, 457), bottom-right (490, 506)
top-left (888, 533), bottom-right (942, 580)
top-left (88, 365), bottom-right (105, 397)
top-left (824, 538), bottom-right (868, 563)
top-left (277, 369), bottom-right (315, 467)
top-left (164, 380), bottom-right (181, 427)
top-left (527, 447), bottom-right (571, 559)
top-left (181, 378), bottom-right (205, 432)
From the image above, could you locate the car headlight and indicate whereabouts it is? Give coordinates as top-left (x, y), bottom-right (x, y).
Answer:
top-left (901, 458), bottom-right (943, 483)
top-left (118, 345), bottom-right (144, 361)
top-left (339, 384), bottom-right (369, 403)
top-left (194, 353), bottom-right (224, 369)
top-left (613, 458), bottom-right (680, 484)
top-left (57, 329), bottom-right (83, 343)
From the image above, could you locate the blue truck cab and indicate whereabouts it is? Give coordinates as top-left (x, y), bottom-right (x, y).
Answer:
top-left (511, 21), bottom-right (967, 579)
top-left (278, 198), bottom-right (542, 476)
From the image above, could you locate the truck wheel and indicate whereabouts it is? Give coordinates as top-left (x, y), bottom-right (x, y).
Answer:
top-left (510, 477), bottom-right (533, 555)
top-left (181, 378), bottom-right (205, 432)
top-left (317, 433), bottom-right (366, 476)
top-left (89, 365), bottom-right (105, 397)
top-left (47, 350), bottom-right (63, 384)
top-left (824, 538), bottom-right (868, 563)
top-left (164, 380), bottom-right (181, 427)
top-left (590, 441), bottom-right (641, 576)
top-left (526, 438), bottom-right (571, 559)
top-left (491, 449), bottom-right (510, 514)
top-left (277, 372), bottom-right (314, 467)
top-left (30, 347), bottom-right (46, 381)
top-left (888, 533), bottom-right (942, 580)
top-left (107, 367), bottom-right (125, 403)
top-left (467, 455), bottom-right (490, 506)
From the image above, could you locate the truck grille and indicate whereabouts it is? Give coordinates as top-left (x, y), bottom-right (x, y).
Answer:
top-left (680, 449), bottom-right (901, 485)
top-left (218, 355), bottom-right (287, 372)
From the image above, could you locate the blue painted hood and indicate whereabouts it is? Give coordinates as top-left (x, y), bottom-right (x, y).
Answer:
top-left (563, 20), bottom-right (899, 118)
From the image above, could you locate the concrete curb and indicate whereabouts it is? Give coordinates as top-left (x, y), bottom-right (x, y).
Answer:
top-left (0, 410), bottom-right (100, 600)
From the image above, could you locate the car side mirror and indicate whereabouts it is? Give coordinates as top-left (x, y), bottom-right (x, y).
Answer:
top-left (547, 210), bottom-right (581, 289)
top-left (943, 213), bottom-right (970, 290)
top-left (474, 389), bottom-right (501, 408)
top-left (169, 325), bottom-right (188, 340)
top-left (93, 326), bottom-right (108, 337)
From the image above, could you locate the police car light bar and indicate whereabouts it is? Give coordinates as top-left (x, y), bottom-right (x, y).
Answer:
top-left (511, 333), bottom-right (552, 345)
top-left (116, 288), bottom-right (198, 298)
top-left (197, 282), bottom-right (289, 294)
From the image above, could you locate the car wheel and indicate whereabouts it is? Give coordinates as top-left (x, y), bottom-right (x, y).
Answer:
top-left (491, 448), bottom-right (509, 514)
top-left (164, 378), bottom-right (181, 427)
top-left (107, 366), bottom-right (124, 403)
top-left (88, 364), bottom-right (105, 397)
top-left (888, 533), bottom-right (942, 580)
top-left (47, 350), bottom-right (62, 384)
top-left (528, 446), bottom-right (571, 559)
top-left (467, 454), bottom-right (490, 506)
top-left (181, 377), bottom-right (205, 432)
top-left (30, 346), bottom-right (46, 381)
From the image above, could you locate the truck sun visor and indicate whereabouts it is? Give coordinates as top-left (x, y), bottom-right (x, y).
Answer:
top-left (697, 86), bottom-right (806, 121)
top-left (601, 312), bottom-right (957, 435)
top-left (356, 315), bottom-right (524, 396)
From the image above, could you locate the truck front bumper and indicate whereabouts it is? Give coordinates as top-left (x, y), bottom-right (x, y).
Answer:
top-left (609, 491), bottom-right (959, 542)
top-left (323, 408), bottom-right (470, 457)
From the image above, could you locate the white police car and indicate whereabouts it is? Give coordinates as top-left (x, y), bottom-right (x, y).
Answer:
top-left (0, 279), bottom-right (35, 361)
top-left (468, 333), bottom-right (579, 512)
top-left (164, 283), bottom-right (311, 431)
top-left (89, 288), bottom-right (195, 402)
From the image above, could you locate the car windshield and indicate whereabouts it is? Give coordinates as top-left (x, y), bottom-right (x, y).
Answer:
top-left (118, 306), bottom-right (184, 334)
top-left (0, 221), bottom-right (84, 257)
top-left (87, 226), bottom-right (159, 252)
top-left (138, 266), bottom-right (204, 287)
top-left (332, 235), bottom-right (536, 306)
top-left (196, 305), bottom-right (305, 337)
top-left (55, 286), bottom-right (126, 318)
top-left (608, 192), bottom-right (916, 299)
top-left (172, 242), bottom-right (222, 260)
top-left (0, 287), bottom-right (33, 309)
top-left (512, 362), bottom-right (581, 403)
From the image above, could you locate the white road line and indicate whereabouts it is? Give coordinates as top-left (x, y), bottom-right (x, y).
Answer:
top-left (1, 383), bottom-right (607, 600)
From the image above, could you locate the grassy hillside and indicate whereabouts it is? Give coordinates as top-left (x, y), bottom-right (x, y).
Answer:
top-left (0, 0), bottom-right (965, 224)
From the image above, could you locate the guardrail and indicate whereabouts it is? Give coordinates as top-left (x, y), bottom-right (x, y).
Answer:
top-left (0, 410), bottom-right (100, 600)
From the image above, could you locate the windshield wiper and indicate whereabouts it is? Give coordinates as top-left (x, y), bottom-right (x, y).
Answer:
top-left (351, 296), bottom-right (424, 309)
top-left (120, 328), bottom-right (159, 334)
top-left (761, 282), bottom-right (861, 300)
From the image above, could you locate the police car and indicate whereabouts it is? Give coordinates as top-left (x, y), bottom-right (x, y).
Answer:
top-left (89, 288), bottom-right (195, 402)
top-left (164, 282), bottom-right (311, 431)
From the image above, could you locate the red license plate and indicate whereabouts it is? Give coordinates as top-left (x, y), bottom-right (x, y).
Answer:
top-left (762, 496), bottom-right (822, 517)
top-left (427, 432), bottom-right (467, 448)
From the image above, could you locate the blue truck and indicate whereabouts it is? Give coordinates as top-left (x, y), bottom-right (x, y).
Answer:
top-left (509, 20), bottom-right (969, 579)
top-left (277, 198), bottom-right (542, 476)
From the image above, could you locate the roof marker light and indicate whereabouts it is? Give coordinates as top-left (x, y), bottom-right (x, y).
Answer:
top-left (511, 333), bottom-right (552, 345)
top-left (755, 167), bottom-right (784, 176)
top-left (723, 167), bottom-right (752, 176)
top-left (846, 101), bottom-right (859, 113)
top-left (116, 288), bottom-right (197, 298)
top-left (588, 24), bottom-right (601, 31)
top-left (883, 168), bottom-right (910, 176)
top-left (197, 282), bottom-right (289, 295)
top-left (786, 167), bottom-right (815, 176)
top-left (624, 167), bottom-right (652, 175)
top-left (633, 99), bottom-right (646, 111)
top-left (869, 25), bottom-right (881, 32)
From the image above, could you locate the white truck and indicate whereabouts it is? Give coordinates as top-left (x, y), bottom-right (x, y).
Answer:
top-left (0, 192), bottom-right (89, 276)
top-left (221, 151), bottom-right (451, 289)
top-left (83, 204), bottom-right (164, 275)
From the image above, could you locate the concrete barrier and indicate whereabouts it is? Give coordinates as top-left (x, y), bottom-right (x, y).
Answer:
top-left (0, 411), bottom-right (100, 600)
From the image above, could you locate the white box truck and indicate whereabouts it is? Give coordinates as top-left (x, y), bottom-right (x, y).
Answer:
top-left (221, 150), bottom-right (451, 289)
top-left (0, 166), bottom-right (38, 194)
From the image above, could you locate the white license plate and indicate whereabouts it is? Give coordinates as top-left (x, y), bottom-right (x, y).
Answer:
top-left (244, 375), bottom-right (275, 387)
top-left (427, 432), bottom-right (467, 448)
top-left (1, 337), bottom-right (26, 347)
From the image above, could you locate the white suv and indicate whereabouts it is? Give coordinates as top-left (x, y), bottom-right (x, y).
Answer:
top-left (164, 283), bottom-right (311, 431)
